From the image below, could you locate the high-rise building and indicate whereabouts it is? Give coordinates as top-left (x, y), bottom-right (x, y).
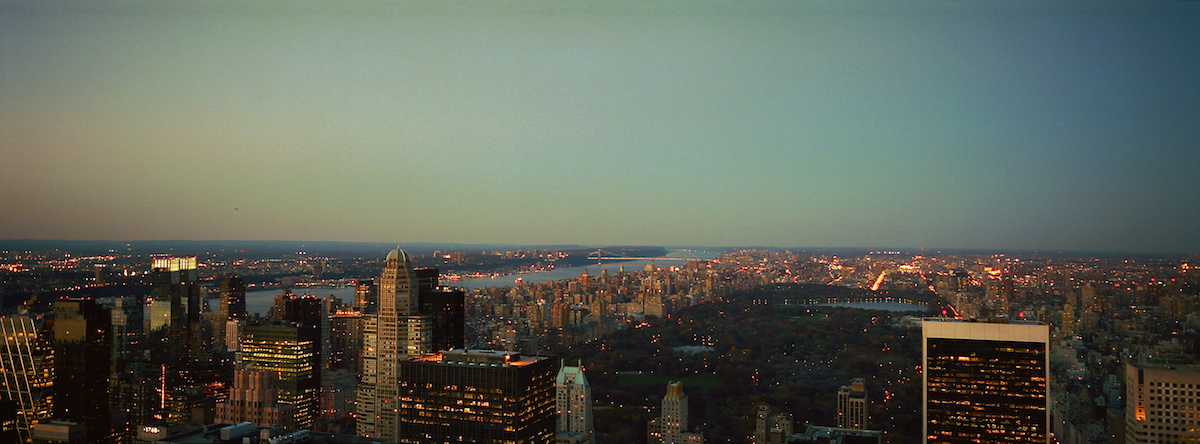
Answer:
top-left (219, 276), bottom-right (246, 321)
top-left (53, 299), bottom-right (114, 442)
top-left (1125, 359), bottom-right (1200, 444)
top-left (923, 319), bottom-right (1049, 444)
top-left (648, 382), bottom-right (704, 444)
top-left (396, 349), bottom-right (556, 444)
top-left (241, 323), bottom-right (317, 429)
top-left (0, 314), bottom-right (55, 442)
top-left (214, 369), bottom-right (297, 428)
top-left (105, 296), bottom-right (150, 442)
top-left (148, 257), bottom-right (201, 364)
top-left (329, 309), bottom-right (364, 374)
top-left (556, 363), bottom-right (594, 444)
top-left (354, 279), bottom-right (377, 314)
top-left (357, 248), bottom-right (431, 439)
top-left (420, 289), bottom-right (465, 352)
top-left (836, 378), bottom-right (867, 429)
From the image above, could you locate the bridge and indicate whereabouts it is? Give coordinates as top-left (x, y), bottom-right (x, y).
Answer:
top-left (586, 249), bottom-right (710, 262)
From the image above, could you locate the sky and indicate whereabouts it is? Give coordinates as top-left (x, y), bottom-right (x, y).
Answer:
top-left (2, 0), bottom-right (1199, 254)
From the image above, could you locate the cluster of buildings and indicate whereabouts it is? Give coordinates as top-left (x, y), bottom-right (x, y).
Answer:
top-left (464, 261), bottom-right (731, 354)
top-left (4, 245), bottom-right (1200, 443)
top-left (0, 248), bottom-right (600, 444)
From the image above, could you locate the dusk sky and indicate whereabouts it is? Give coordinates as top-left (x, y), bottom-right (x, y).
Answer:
top-left (2, 0), bottom-right (1198, 254)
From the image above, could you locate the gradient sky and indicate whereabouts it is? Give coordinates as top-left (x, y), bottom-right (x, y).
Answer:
top-left (2, 0), bottom-right (1199, 253)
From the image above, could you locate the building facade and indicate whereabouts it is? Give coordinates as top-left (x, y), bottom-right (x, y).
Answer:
top-left (0, 314), bottom-right (54, 443)
top-left (241, 323), bottom-right (317, 429)
top-left (836, 378), bottom-right (867, 429)
top-left (1125, 360), bottom-right (1200, 444)
top-left (556, 363), bottom-right (594, 444)
top-left (214, 369), bottom-right (298, 428)
top-left (53, 299), bottom-right (113, 442)
top-left (396, 349), bottom-right (555, 444)
top-left (923, 319), bottom-right (1049, 444)
top-left (648, 382), bottom-right (704, 444)
top-left (754, 404), bottom-right (793, 444)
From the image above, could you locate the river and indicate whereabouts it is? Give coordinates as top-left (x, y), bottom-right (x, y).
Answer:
top-left (225, 250), bottom-right (718, 316)
top-left (443, 250), bottom-right (717, 290)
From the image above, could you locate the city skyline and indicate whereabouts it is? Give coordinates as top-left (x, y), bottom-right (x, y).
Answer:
top-left (2, 0), bottom-right (1199, 254)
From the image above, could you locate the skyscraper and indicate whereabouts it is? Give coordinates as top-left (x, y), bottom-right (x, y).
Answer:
top-left (837, 378), bottom-right (868, 429)
top-left (214, 277), bottom-right (245, 354)
top-left (354, 278), bottom-right (377, 314)
top-left (923, 319), bottom-right (1049, 444)
top-left (53, 299), bottom-right (113, 442)
top-left (419, 289), bottom-right (465, 352)
top-left (648, 382), bottom-right (704, 444)
top-left (358, 248), bottom-right (430, 439)
top-left (242, 323), bottom-right (317, 429)
top-left (396, 349), bottom-right (556, 444)
top-left (1125, 359), bottom-right (1200, 444)
top-left (556, 363), bottom-right (594, 444)
top-left (0, 314), bottom-right (54, 443)
top-left (105, 296), bottom-right (150, 442)
top-left (148, 257), bottom-right (200, 364)
top-left (219, 276), bottom-right (246, 321)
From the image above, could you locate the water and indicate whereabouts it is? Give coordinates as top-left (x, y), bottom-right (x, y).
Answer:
top-left (809, 301), bottom-right (927, 312)
top-left (443, 250), bottom-right (718, 290)
top-left (223, 250), bottom-right (717, 315)
top-left (213, 286), bottom-right (357, 317)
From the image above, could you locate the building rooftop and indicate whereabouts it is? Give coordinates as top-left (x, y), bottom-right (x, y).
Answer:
top-left (412, 349), bottom-right (547, 367)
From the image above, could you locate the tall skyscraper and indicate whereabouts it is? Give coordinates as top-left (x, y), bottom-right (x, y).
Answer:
top-left (836, 378), bottom-right (867, 429)
top-left (419, 289), bottom-right (465, 352)
top-left (329, 309), bottom-right (364, 374)
top-left (358, 248), bottom-right (432, 439)
top-left (220, 276), bottom-right (246, 321)
top-left (556, 363), bottom-right (594, 444)
top-left (923, 319), bottom-right (1049, 444)
top-left (148, 257), bottom-right (200, 364)
top-left (0, 314), bottom-right (54, 442)
top-left (396, 349), bottom-right (556, 444)
top-left (354, 278), bottom-right (377, 314)
top-left (1125, 359), bottom-right (1200, 444)
top-left (648, 382), bottom-right (704, 444)
top-left (242, 323), bottom-right (317, 429)
top-left (105, 296), bottom-right (150, 442)
top-left (53, 299), bottom-right (114, 442)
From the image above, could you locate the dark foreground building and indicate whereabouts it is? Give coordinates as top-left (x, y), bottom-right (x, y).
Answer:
top-left (397, 349), bottom-right (555, 444)
top-left (922, 319), bottom-right (1049, 443)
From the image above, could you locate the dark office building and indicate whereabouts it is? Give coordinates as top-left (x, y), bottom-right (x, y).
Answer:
top-left (414, 268), bottom-right (440, 293)
top-left (53, 299), bottom-right (113, 442)
top-left (923, 320), bottom-right (1049, 444)
top-left (329, 311), bottom-right (365, 374)
top-left (396, 349), bottom-right (555, 444)
top-left (148, 257), bottom-right (201, 364)
top-left (420, 289), bottom-right (465, 352)
top-left (411, 268), bottom-right (464, 352)
top-left (219, 276), bottom-right (246, 321)
top-left (105, 296), bottom-right (149, 441)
